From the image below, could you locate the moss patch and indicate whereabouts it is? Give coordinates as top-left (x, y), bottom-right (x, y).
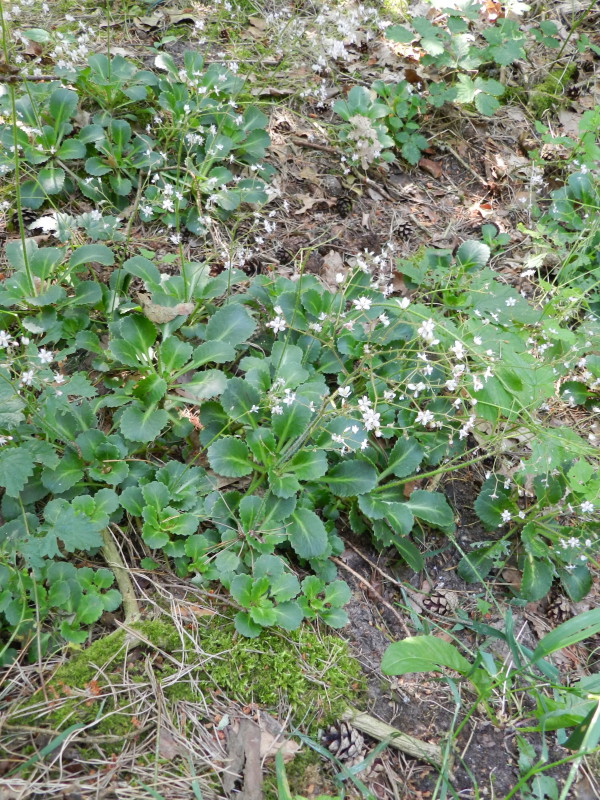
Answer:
top-left (528, 64), bottom-right (577, 117)
top-left (17, 614), bottom-right (364, 745)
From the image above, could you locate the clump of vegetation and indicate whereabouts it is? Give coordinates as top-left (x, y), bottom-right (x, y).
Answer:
top-left (15, 615), bottom-right (363, 741)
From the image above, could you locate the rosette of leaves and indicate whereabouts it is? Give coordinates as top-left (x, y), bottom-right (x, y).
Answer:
top-left (0, 86), bottom-right (86, 209)
top-left (333, 86), bottom-right (395, 169)
top-left (372, 80), bottom-right (429, 166)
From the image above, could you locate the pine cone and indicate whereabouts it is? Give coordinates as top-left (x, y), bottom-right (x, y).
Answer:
top-left (11, 208), bottom-right (39, 229)
top-left (423, 590), bottom-right (452, 615)
top-left (546, 594), bottom-right (571, 625)
top-left (335, 196), bottom-right (353, 218)
top-left (395, 219), bottom-right (412, 239)
top-left (274, 246), bottom-right (293, 265)
top-left (321, 721), bottom-right (365, 767)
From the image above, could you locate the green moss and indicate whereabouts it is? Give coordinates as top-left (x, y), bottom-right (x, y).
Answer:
top-left (528, 64), bottom-right (577, 118)
top-left (16, 614), bottom-right (364, 745)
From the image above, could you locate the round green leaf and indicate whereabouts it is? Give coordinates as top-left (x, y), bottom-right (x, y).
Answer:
top-left (207, 436), bottom-right (254, 477)
top-left (205, 304), bottom-right (257, 346)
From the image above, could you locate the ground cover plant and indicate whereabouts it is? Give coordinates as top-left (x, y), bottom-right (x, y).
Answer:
top-left (0, 0), bottom-right (599, 797)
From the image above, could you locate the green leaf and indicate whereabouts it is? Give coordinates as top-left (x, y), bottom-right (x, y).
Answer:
top-left (532, 608), bottom-right (600, 662)
top-left (77, 595), bottom-right (104, 625)
top-left (234, 611), bottom-right (262, 638)
top-left (382, 635), bottom-right (472, 676)
top-left (177, 369), bottom-right (227, 403)
top-left (324, 580), bottom-right (351, 607)
top-left (207, 436), bottom-right (254, 477)
top-left (191, 341), bottom-right (236, 366)
top-left (0, 367), bottom-right (25, 427)
top-left (385, 24), bottom-right (415, 43)
top-left (0, 447), bottom-right (35, 497)
top-left (274, 601), bottom-right (303, 631)
top-left (287, 449), bottom-right (328, 480)
top-left (474, 478), bottom-right (512, 528)
top-left (393, 536), bottom-right (424, 571)
top-left (221, 377), bottom-right (260, 423)
top-left (41, 451), bottom-right (84, 493)
top-left (38, 167), bottom-right (65, 194)
top-left (455, 240), bottom-right (490, 270)
top-left (159, 337), bottom-right (193, 372)
top-left (474, 92), bottom-right (501, 116)
top-left (230, 574), bottom-right (253, 606)
top-left (119, 405), bottom-right (168, 442)
top-left (521, 555), bottom-right (553, 601)
top-left (272, 402), bottom-right (312, 446)
top-left (119, 314), bottom-right (156, 354)
top-left (558, 565), bottom-right (592, 603)
top-left (269, 472), bottom-right (301, 499)
top-left (384, 437), bottom-right (423, 478)
top-left (48, 87), bottom-right (78, 127)
top-left (205, 304), bottom-right (257, 346)
top-left (326, 461), bottom-right (377, 497)
top-left (320, 608), bottom-right (349, 628)
top-left (287, 509), bottom-right (328, 559)
top-left (384, 502), bottom-right (415, 537)
top-left (405, 490), bottom-right (454, 532)
top-left (122, 255), bottom-right (161, 285)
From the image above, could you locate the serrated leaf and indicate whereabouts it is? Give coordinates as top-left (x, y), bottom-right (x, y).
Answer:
top-left (221, 377), bottom-right (260, 423)
top-left (406, 489), bottom-right (454, 532)
top-left (384, 437), bottom-right (423, 479)
top-left (207, 436), bottom-right (254, 477)
top-left (287, 449), bottom-right (328, 480)
top-left (272, 402), bottom-right (312, 446)
top-left (384, 502), bottom-right (415, 537)
top-left (0, 447), bottom-right (35, 497)
top-left (326, 460), bottom-right (377, 497)
top-left (205, 304), bottom-right (257, 346)
top-left (274, 601), bottom-right (303, 630)
top-left (176, 369), bottom-right (227, 403)
top-left (287, 509), bottom-right (328, 559)
top-left (474, 478), bottom-right (512, 528)
top-left (41, 451), bottom-right (84, 493)
top-left (119, 405), bottom-right (168, 442)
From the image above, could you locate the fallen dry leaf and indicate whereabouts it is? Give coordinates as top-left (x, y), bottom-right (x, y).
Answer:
top-left (418, 157), bottom-right (442, 179)
top-left (137, 293), bottom-right (194, 324)
top-left (293, 194), bottom-right (331, 215)
top-left (320, 249), bottom-right (344, 291)
top-left (158, 725), bottom-right (185, 760)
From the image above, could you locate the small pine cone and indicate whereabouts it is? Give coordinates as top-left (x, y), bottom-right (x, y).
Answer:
top-left (335, 196), bottom-right (353, 218)
top-left (321, 721), bottom-right (365, 767)
top-left (11, 208), bottom-right (39, 229)
top-left (547, 594), bottom-right (571, 625)
top-left (395, 219), bottom-right (412, 239)
top-left (274, 246), bottom-right (293, 265)
top-left (423, 590), bottom-right (452, 616)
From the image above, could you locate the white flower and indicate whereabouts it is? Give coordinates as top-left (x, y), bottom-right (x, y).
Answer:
top-left (267, 315), bottom-right (286, 334)
top-left (362, 408), bottom-right (381, 431)
top-left (338, 386), bottom-right (351, 398)
top-left (353, 296), bottom-right (372, 312)
top-left (383, 390), bottom-right (395, 402)
top-left (272, 405), bottom-right (283, 415)
top-left (378, 313), bottom-right (390, 327)
top-left (53, 373), bottom-right (65, 384)
top-left (450, 340), bottom-right (466, 359)
top-left (500, 510), bottom-right (512, 525)
top-left (335, 273), bottom-right (345, 284)
top-left (473, 336), bottom-right (482, 345)
top-left (415, 409), bottom-right (435, 426)
top-left (0, 331), bottom-right (12, 348)
top-left (357, 396), bottom-right (372, 412)
top-left (417, 319), bottom-right (439, 345)
top-left (505, 297), bottom-right (517, 307)
top-left (20, 370), bottom-right (35, 386)
top-left (396, 297), bottom-right (410, 309)
top-left (581, 501), bottom-right (594, 514)
top-left (0, 435), bottom-right (14, 445)
top-left (283, 389), bottom-right (296, 406)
